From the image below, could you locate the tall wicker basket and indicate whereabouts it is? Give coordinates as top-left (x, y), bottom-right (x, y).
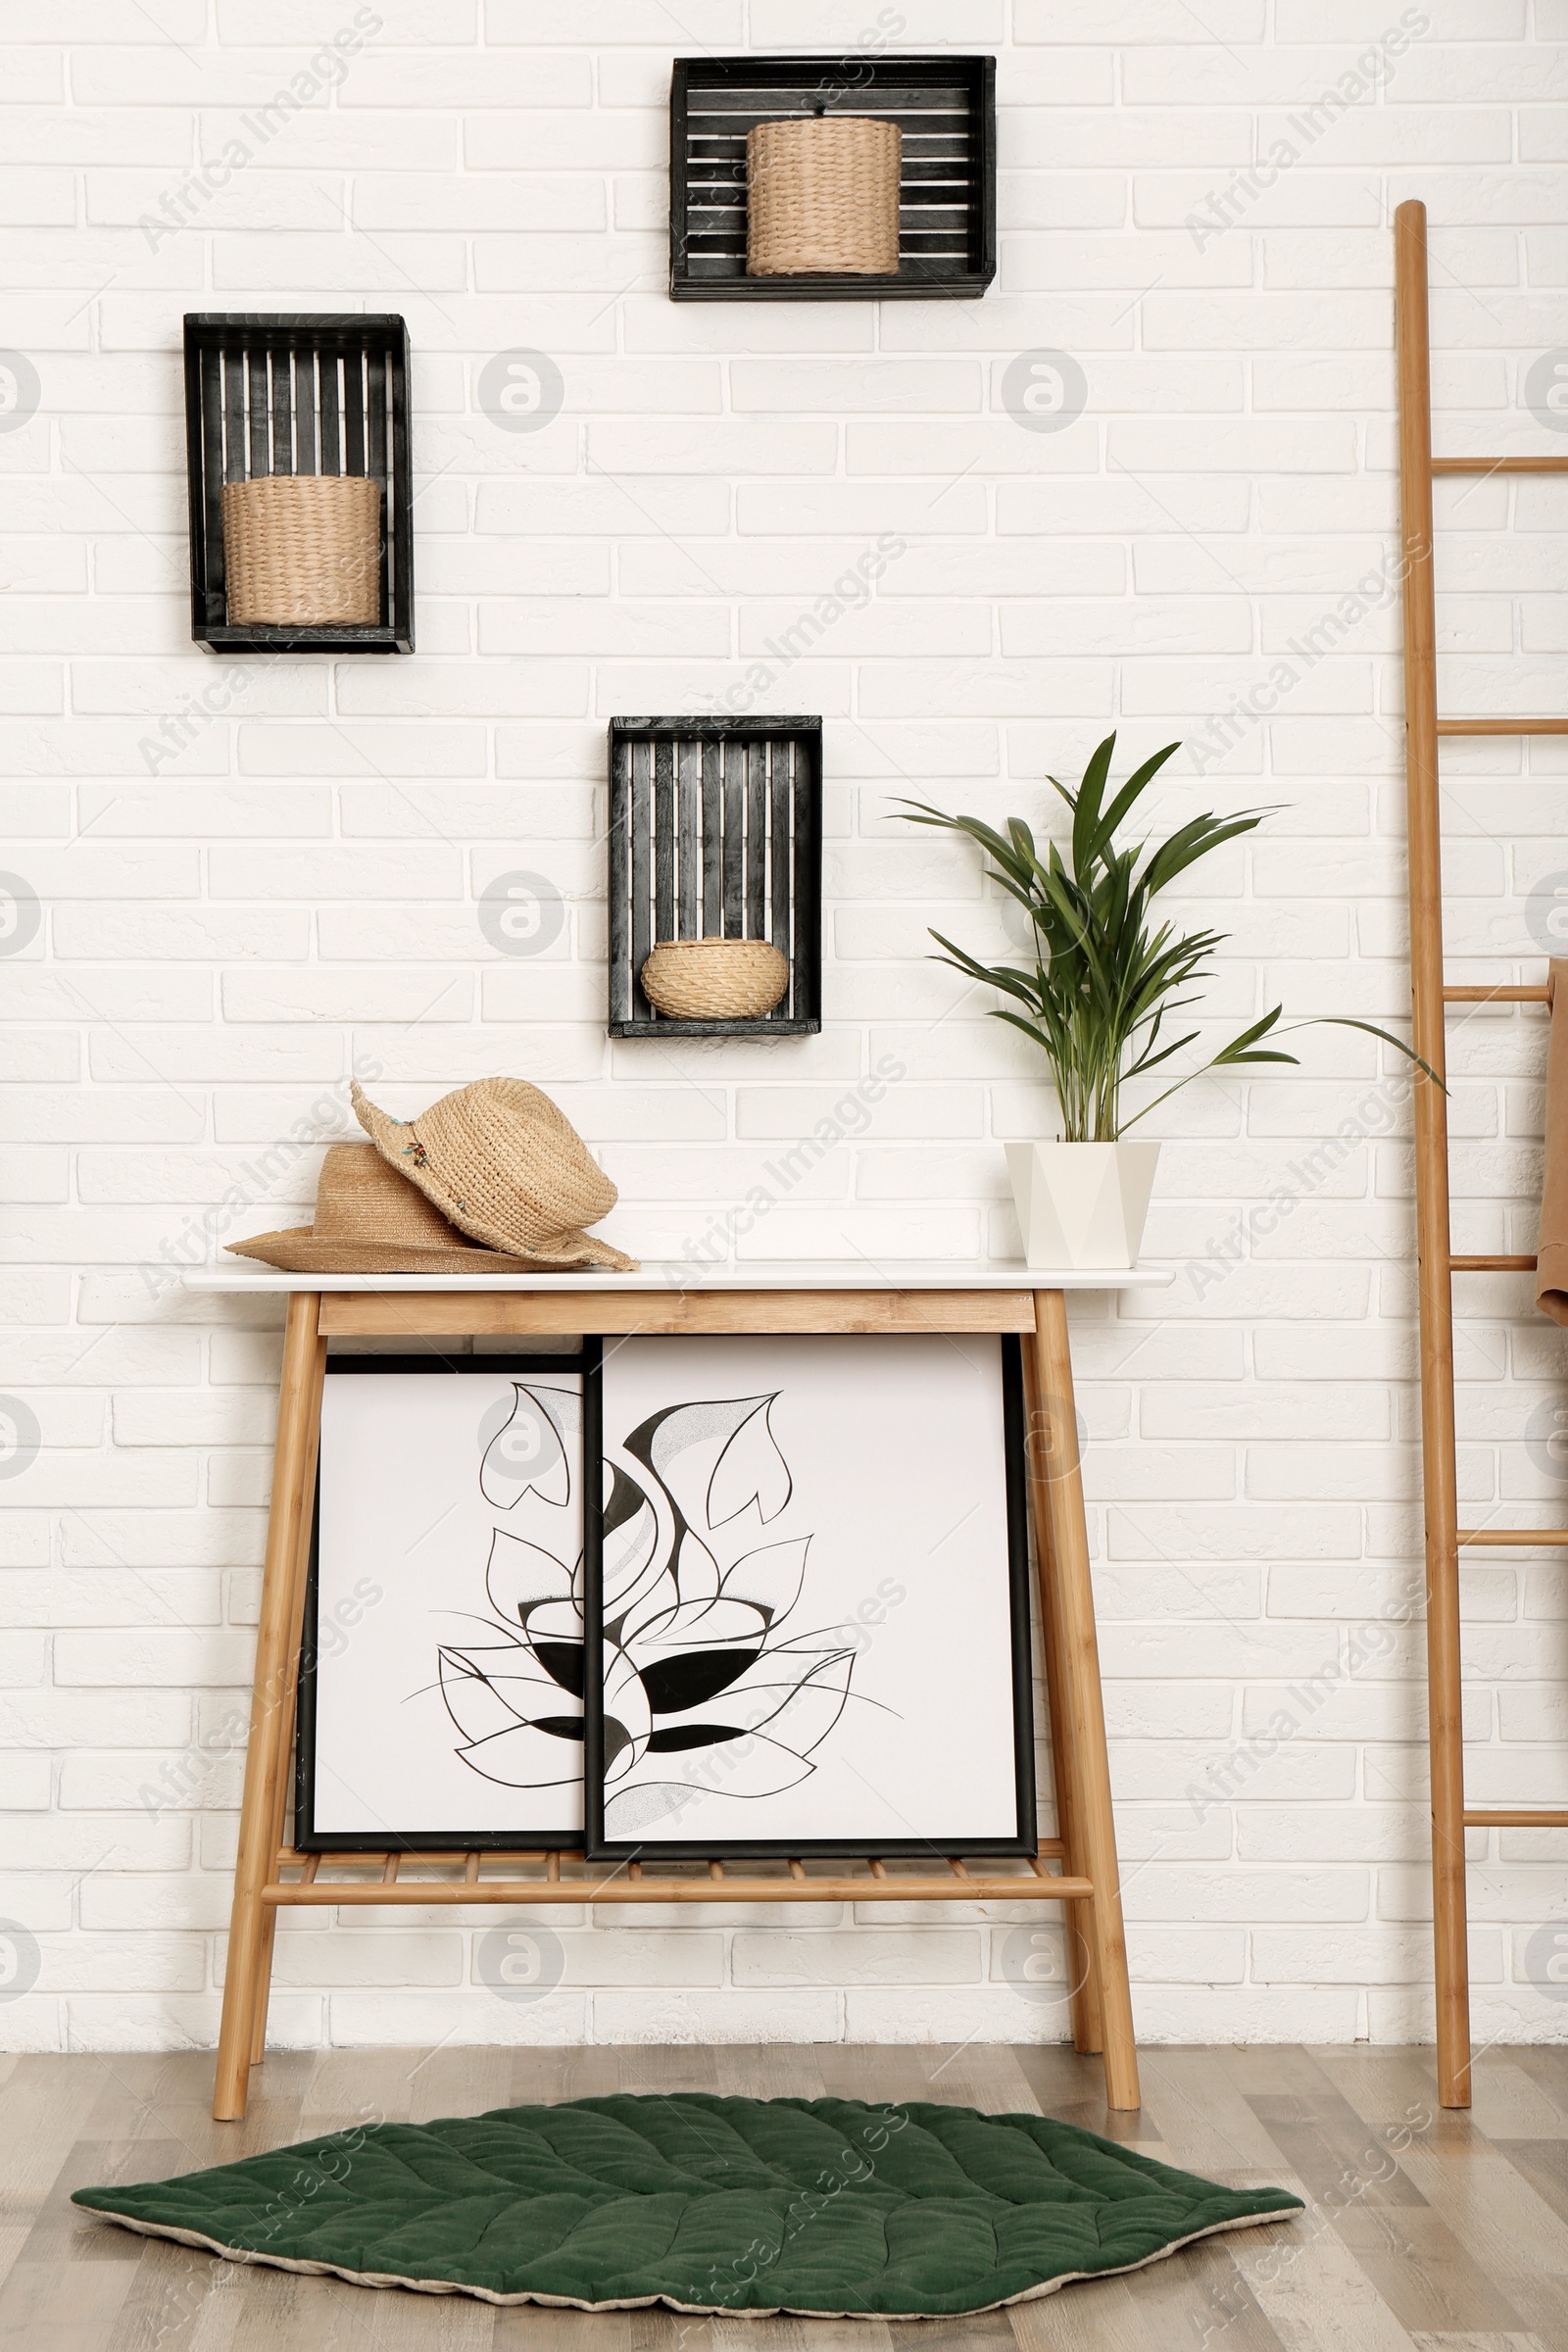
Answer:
top-left (746, 116), bottom-right (902, 276)
top-left (221, 475), bottom-right (381, 627)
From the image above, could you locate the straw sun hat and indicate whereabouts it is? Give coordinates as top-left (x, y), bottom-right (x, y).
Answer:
top-left (351, 1077), bottom-right (635, 1270)
top-left (226, 1081), bottom-right (636, 1275)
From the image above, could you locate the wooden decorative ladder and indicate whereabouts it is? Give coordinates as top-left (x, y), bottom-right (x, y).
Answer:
top-left (1396, 197), bottom-right (1568, 2108)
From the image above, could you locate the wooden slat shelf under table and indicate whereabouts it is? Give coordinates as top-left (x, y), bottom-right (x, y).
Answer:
top-left (265, 1848), bottom-right (1090, 1907)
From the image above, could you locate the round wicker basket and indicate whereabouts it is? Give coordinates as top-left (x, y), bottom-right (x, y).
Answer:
top-left (221, 474), bottom-right (381, 626)
top-left (640, 938), bottom-right (790, 1021)
top-left (746, 116), bottom-right (902, 277)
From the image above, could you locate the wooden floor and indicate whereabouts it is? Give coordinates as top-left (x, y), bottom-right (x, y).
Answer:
top-left (4, 2039), bottom-right (1568, 2349)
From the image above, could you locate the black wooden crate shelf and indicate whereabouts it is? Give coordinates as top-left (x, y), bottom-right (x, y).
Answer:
top-left (669, 54), bottom-right (996, 301)
top-left (182, 313), bottom-right (414, 655)
top-left (609, 716), bottom-right (822, 1039)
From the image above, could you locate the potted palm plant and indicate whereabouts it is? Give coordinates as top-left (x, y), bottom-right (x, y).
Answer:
top-left (901, 733), bottom-right (1434, 1269)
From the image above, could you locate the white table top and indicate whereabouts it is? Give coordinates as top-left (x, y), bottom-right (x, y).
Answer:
top-left (184, 1260), bottom-right (1172, 1295)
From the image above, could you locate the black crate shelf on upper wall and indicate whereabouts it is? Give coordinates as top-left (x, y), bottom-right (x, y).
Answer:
top-left (669, 54), bottom-right (996, 300)
top-left (182, 313), bottom-right (414, 655)
top-left (609, 717), bottom-right (822, 1040)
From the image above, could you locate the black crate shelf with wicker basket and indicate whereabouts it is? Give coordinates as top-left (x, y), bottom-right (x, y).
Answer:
top-left (182, 313), bottom-right (414, 655)
top-left (609, 715), bottom-right (822, 1040)
top-left (669, 54), bottom-right (996, 301)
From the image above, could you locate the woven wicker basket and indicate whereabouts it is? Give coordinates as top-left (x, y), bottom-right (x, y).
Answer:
top-left (221, 474), bottom-right (381, 626)
top-left (641, 938), bottom-right (790, 1021)
top-left (746, 116), bottom-right (902, 276)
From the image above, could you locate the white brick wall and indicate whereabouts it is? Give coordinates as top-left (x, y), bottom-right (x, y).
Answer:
top-left (3, 1), bottom-right (1567, 2056)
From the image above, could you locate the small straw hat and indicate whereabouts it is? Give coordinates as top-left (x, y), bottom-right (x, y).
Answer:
top-left (225, 1143), bottom-right (567, 1275)
top-left (350, 1076), bottom-right (635, 1270)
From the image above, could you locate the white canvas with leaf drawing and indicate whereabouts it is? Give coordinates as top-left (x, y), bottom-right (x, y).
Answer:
top-left (584, 1333), bottom-right (1036, 1861)
top-left (298, 1353), bottom-right (589, 1850)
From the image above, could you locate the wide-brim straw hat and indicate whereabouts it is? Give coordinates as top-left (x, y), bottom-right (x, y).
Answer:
top-left (225, 1143), bottom-right (579, 1275)
top-left (226, 1148), bottom-right (545, 1279)
top-left (351, 1076), bottom-right (636, 1271)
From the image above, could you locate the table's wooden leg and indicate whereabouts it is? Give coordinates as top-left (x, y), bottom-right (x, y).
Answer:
top-left (1031, 1289), bottom-right (1140, 2111)
top-left (1020, 1336), bottom-right (1102, 2056)
top-left (215, 1291), bottom-right (323, 2122)
top-left (248, 1327), bottom-right (326, 2068)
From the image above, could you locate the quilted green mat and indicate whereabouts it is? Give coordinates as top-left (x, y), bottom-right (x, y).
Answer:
top-left (73, 2092), bottom-right (1303, 2318)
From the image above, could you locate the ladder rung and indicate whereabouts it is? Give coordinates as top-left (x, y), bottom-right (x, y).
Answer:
top-left (1464, 1808), bottom-right (1568, 1828)
top-left (1432, 456), bottom-right (1568, 474)
top-left (1449, 1254), bottom-right (1537, 1271)
top-left (1443, 985), bottom-right (1550, 1004)
top-left (1458, 1529), bottom-right (1568, 1546)
top-left (1437, 718), bottom-right (1568, 736)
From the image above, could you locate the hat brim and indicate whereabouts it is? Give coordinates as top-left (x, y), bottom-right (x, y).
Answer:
top-left (226, 1229), bottom-right (638, 1274)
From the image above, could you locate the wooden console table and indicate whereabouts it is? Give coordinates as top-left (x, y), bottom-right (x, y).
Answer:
top-left (186, 1261), bottom-right (1170, 2121)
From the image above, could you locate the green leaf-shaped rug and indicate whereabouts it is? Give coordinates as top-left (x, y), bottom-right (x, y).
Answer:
top-left (73, 2092), bottom-right (1302, 2318)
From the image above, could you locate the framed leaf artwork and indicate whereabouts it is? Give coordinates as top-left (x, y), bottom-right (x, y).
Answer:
top-left (583, 1333), bottom-right (1036, 1862)
top-left (295, 1348), bottom-right (595, 1852)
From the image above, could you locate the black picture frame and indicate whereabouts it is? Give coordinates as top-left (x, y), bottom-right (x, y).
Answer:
top-left (583, 1333), bottom-right (1035, 1864)
top-left (294, 1347), bottom-right (595, 1854)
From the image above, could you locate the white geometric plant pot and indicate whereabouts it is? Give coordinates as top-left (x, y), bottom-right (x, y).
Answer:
top-left (1004, 1139), bottom-right (1161, 1271)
